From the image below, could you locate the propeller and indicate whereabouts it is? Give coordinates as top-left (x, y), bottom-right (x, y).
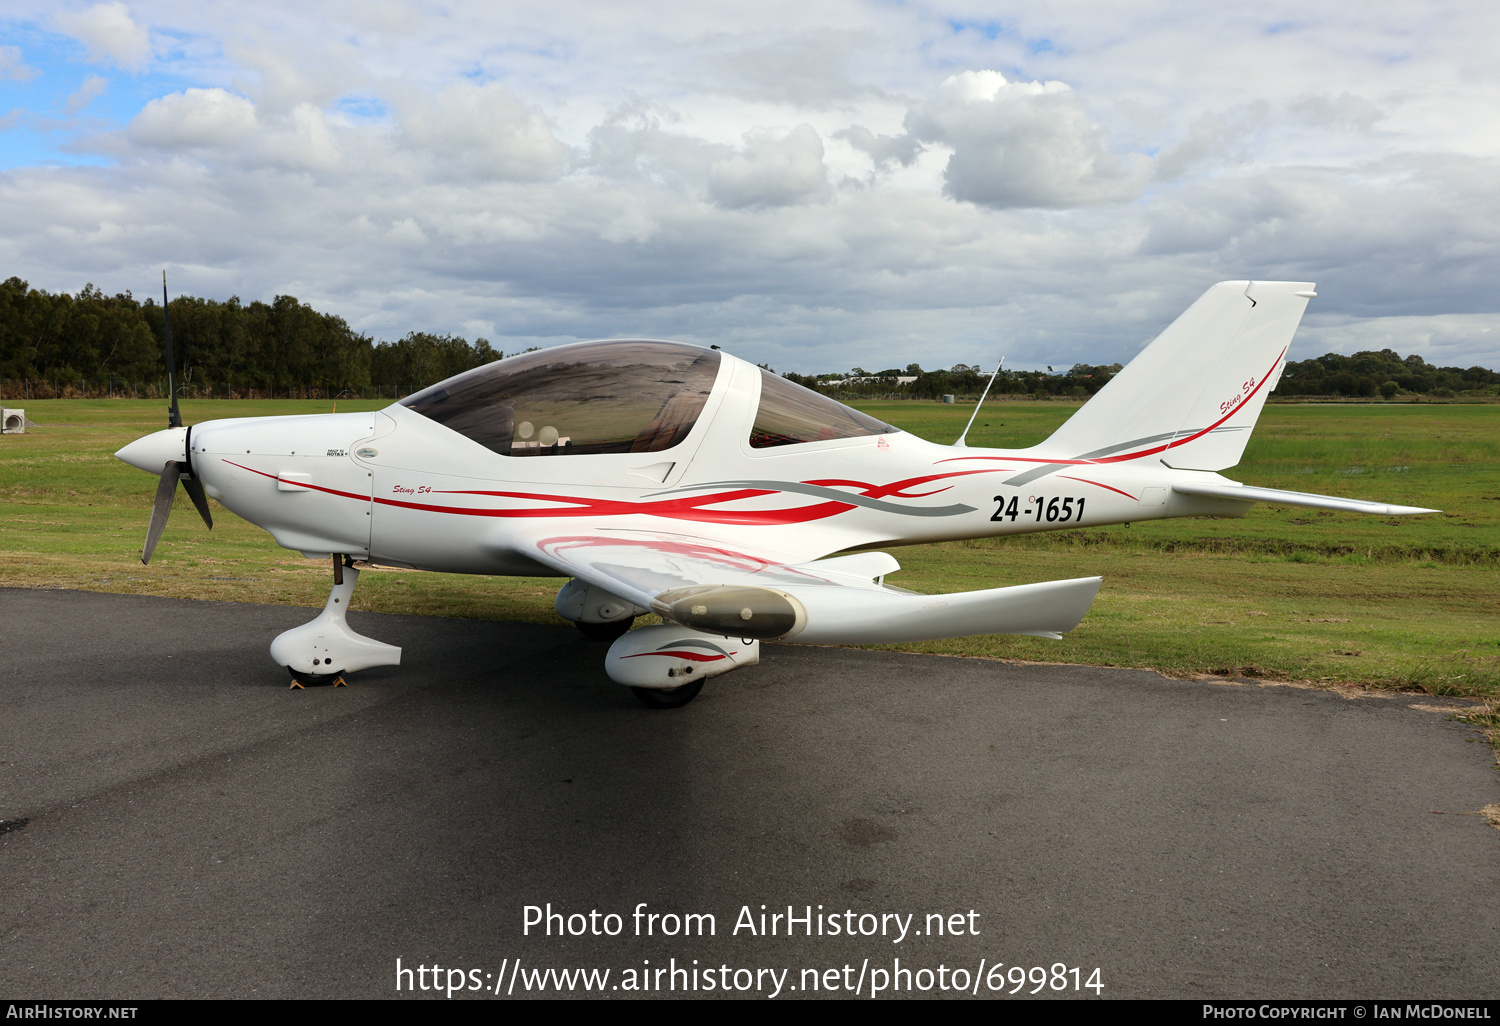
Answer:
top-left (163, 269), bottom-right (181, 431)
top-left (140, 272), bottom-right (212, 564)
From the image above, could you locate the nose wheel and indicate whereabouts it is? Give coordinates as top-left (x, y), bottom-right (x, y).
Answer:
top-left (288, 668), bottom-right (347, 688)
top-left (630, 680), bottom-right (704, 708)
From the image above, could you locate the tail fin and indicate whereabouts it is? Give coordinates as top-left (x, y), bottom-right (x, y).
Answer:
top-left (1041, 281), bottom-right (1314, 471)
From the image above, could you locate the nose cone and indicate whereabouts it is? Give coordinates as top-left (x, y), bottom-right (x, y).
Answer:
top-left (116, 426), bottom-right (188, 474)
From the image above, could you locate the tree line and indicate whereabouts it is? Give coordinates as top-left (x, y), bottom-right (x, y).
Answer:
top-left (781, 350), bottom-right (1500, 401)
top-left (0, 277), bottom-right (500, 400)
top-left (1, 277), bottom-right (1495, 401)
top-left (782, 362), bottom-right (1127, 400)
top-left (1273, 349), bottom-right (1499, 398)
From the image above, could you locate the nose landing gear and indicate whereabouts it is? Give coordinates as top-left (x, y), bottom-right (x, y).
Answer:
top-left (271, 555), bottom-right (402, 688)
top-left (288, 671), bottom-right (346, 689)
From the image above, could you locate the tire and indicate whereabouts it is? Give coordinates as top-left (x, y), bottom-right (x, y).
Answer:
top-left (630, 680), bottom-right (704, 708)
top-left (288, 667), bottom-right (344, 688)
top-left (574, 617), bottom-right (635, 641)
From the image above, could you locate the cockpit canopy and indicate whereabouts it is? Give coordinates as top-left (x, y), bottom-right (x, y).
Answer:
top-left (400, 340), bottom-right (720, 457)
top-left (748, 369), bottom-right (897, 448)
top-left (400, 338), bottom-right (898, 457)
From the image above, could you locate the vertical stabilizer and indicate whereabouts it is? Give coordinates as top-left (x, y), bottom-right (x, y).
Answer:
top-left (1039, 281), bottom-right (1314, 471)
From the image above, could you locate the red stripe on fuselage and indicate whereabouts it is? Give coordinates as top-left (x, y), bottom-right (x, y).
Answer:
top-left (222, 460), bottom-right (855, 525)
top-left (803, 468), bottom-right (1006, 499)
top-left (222, 464), bottom-right (1014, 526)
top-left (1056, 475), bottom-right (1138, 500)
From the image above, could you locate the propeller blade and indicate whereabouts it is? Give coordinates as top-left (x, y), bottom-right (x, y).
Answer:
top-left (163, 271), bottom-right (181, 429)
top-left (181, 473), bottom-right (214, 530)
top-left (141, 462), bottom-right (182, 565)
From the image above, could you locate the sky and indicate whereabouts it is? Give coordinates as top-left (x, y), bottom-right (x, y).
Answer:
top-left (1, 1), bottom-right (1498, 373)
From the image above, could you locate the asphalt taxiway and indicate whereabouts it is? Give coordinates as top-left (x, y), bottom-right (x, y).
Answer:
top-left (1, 587), bottom-right (1497, 999)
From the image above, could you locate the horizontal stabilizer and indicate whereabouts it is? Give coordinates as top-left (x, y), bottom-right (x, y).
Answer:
top-left (1172, 481), bottom-right (1438, 516)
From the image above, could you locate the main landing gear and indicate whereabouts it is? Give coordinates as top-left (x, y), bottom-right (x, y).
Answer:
top-left (603, 624), bottom-right (762, 709)
top-left (574, 617), bottom-right (635, 642)
top-left (271, 555), bottom-right (402, 688)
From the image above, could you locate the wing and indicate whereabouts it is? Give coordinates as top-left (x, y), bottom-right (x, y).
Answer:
top-left (518, 526), bottom-right (1101, 644)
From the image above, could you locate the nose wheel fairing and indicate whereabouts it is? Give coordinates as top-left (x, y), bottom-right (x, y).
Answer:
top-left (270, 562), bottom-right (401, 683)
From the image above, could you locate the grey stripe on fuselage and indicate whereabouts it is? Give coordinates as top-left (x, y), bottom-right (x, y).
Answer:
top-left (650, 480), bottom-right (976, 517)
top-left (1002, 425), bottom-right (1247, 486)
top-left (1002, 464), bottom-right (1071, 486)
top-left (1071, 425), bottom-right (1246, 461)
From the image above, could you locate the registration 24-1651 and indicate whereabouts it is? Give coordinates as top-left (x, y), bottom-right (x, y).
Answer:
top-left (991, 494), bottom-right (1087, 524)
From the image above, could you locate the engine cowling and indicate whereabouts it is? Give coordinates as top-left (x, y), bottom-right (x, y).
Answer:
top-left (605, 624), bottom-right (760, 688)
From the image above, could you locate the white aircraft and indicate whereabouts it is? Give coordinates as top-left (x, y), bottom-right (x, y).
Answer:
top-left (115, 281), bottom-right (1435, 706)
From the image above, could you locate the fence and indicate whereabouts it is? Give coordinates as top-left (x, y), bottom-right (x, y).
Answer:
top-left (0, 380), bottom-right (423, 401)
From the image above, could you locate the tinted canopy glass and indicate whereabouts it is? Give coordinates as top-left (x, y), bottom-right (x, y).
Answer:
top-left (401, 341), bottom-right (721, 457)
top-left (749, 369), bottom-right (898, 448)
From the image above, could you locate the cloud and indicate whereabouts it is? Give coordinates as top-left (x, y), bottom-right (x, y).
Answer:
top-left (54, 2), bottom-right (151, 72)
top-left (128, 88), bottom-right (257, 149)
top-left (600, 208), bottom-right (660, 245)
top-left (585, 103), bottom-right (729, 186)
top-left (259, 103), bottom-right (340, 170)
top-left (1289, 92), bottom-right (1386, 131)
top-left (223, 37), bottom-right (363, 118)
top-left (388, 217), bottom-right (427, 246)
top-left (396, 81), bottom-right (566, 182)
top-left (65, 75), bottom-right (109, 114)
top-left (835, 125), bottom-right (922, 169)
top-left (708, 124), bottom-right (828, 208)
top-left (0, 45), bottom-right (40, 82)
top-left (904, 70), bottom-right (1152, 208)
top-left (6, 5), bottom-right (1500, 376)
top-left (1153, 105), bottom-right (1268, 181)
top-left (688, 32), bottom-right (873, 107)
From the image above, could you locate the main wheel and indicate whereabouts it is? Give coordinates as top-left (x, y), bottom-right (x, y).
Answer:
top-left (574, 617), bottom-right (635, 641)
top-left (288, 666), bottom-right (344, 688)
top-left (630, 680), bottom-right (704, 708)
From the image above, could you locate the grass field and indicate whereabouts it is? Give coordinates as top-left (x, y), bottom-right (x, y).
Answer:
top-left (1, 397), bottom-right (1497, 702)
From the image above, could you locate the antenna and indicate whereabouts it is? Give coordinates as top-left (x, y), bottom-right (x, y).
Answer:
top-left (163, 271), bottom-right (181, 429)
top-left (954, 354), bottom-right (1004, 447)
